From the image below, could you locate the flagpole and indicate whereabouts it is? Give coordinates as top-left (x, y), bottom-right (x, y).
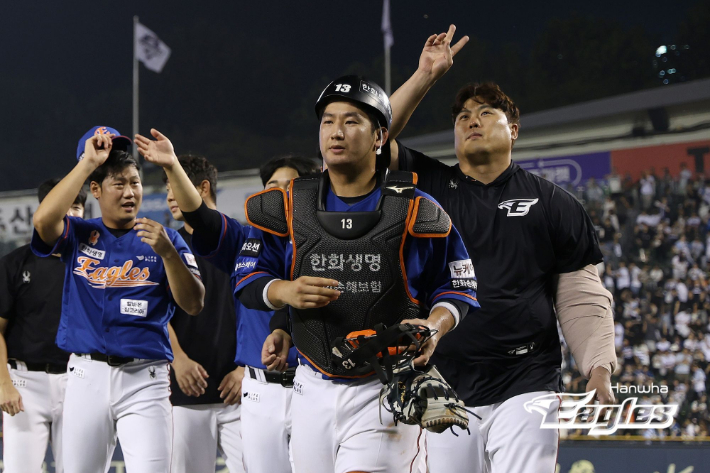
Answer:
top-left (384, 46), bottom-right (391, 96)
top-left (382, 0), bottom-right (392, 95)
top-left (132, 16), bottom-right (140, 167)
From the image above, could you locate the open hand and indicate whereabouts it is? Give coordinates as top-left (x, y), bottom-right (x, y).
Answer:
top-left (135, 129), bottom-right (177, 168)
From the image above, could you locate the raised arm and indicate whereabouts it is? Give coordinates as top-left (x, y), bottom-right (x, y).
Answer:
top-left (388, 24), bottom-right (468, 167)
top-left (135, 129), bottom-right (202, 213)
top-left (33, 134), bottom-right (113, 244)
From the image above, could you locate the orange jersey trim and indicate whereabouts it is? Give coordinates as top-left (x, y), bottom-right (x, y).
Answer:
top-left (288, 179), bottom-right (297, 281)
top-left (235, 271), bottom-right (270, 288)
top-left (432, 291), bottom-right (478, 303)
top-left (399, 197), bottom-right (420, 305)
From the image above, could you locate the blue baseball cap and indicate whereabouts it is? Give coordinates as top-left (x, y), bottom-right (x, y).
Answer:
top-left (76, 126), bottom-right (132, 161)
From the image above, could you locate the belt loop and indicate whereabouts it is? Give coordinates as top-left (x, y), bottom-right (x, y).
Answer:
top-left (11, 360), bottom-right (28, 371)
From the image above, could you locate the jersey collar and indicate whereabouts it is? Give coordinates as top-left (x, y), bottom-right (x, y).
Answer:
top-left (455, 161), bottom-right (520, 187)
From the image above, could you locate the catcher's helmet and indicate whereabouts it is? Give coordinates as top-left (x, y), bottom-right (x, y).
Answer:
top-left (315, 75), bottom-right (392, 128)
top-left (315, 76), bottom-right (393, 168)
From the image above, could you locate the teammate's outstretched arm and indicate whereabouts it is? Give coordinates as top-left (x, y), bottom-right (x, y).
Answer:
top-left (388, 24), bottom-right (469, 167)
top-left (135, 129), bottom-right (203, 213)
top-left (33, 134), bottom-right (113, 244)
top-left (134, 217), bottom-right (205, 315)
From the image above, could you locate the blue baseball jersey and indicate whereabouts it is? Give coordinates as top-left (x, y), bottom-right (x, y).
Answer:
top-left (190, 212), bottom-right (299, 369)
top-left (234, 185), bottom-right (481, 376)
top-left (30, 216), bottom-right (200, 361)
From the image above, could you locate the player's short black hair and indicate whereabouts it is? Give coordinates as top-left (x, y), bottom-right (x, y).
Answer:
top-left (259, 155), bottom-right (321, 187)
top-left (88, 150), bottom-right (141, 186)
top-left (38, 177), bottom-right (87, 206)
top-left (162, 154), bottom-right (218, 202)
top-left (451, 82), bottom-right (520, 127)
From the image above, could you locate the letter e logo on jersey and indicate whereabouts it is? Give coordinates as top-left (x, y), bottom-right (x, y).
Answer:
top-left (498, 198), bottom-right (539, 217)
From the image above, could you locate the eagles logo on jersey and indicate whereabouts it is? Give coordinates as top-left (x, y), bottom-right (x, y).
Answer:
top-left (497, 198), bottom-right (539, 217)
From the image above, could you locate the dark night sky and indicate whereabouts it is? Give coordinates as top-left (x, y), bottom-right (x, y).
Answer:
top-left (0, 0), bottom-right (697, 192)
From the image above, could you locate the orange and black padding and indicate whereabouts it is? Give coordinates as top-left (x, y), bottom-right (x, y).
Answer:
top-left (244, 188), bottom-right (289, 237)
top-left (408, 197), bottom-right (452, 238)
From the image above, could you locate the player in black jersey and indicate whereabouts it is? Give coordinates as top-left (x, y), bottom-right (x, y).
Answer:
top-left (164, 155), bottom-right (244, 472)
top-left (386, 25), bottom-right (617, 473)
top-left (0, 178), bottom-right (86, 473)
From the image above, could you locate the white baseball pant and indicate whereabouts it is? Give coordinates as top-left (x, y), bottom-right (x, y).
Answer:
top-left (62, 354), bottom-right (173, 473)
top-left (427, 391), bottom-right (560, 473)
top-left (240, 367), bottom-right (293, 472)
top-left (172, 402), bottom-right (244, 473)
top-left (2, 363), bottom-right (67, 473)
top-left (290, 364), bottom-right (426, 473)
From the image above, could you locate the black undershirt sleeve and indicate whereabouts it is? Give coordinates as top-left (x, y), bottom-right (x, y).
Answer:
top-left (438, 298), bottom-right (469, 323)
top-left (269, 308), bottom-right (291, 333)
top-left (237, 276), bottom-right (276, 311)
top-left (181, 201), bottom-right (224, 253)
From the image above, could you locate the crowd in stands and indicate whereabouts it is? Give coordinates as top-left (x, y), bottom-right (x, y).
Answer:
top-left (560, 165), bottom-right (710, 440)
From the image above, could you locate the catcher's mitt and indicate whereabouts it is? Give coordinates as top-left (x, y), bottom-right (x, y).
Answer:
top-left (379, 364), bottom-right (476, 434)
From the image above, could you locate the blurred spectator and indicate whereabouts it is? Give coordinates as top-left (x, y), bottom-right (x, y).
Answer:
top-left (561, 168), bottom-right (710, 439)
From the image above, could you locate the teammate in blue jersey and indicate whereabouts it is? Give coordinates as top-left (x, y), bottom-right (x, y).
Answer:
top-left (31, 126), bottom-right (205, 473)
top-left (162, 155), bottom-right (244, 472)
top-left (231, 76), bottom-right (479, 473)
top-left (135, 129), bottom-right (320, 472)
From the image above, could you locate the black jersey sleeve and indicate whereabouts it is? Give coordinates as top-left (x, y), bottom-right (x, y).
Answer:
top-left (548, 185), bottom-right (604, 273)
top-left (396, 141), bottom-right (451, 197)
top-left (181, 201), bottom-right (224, 253)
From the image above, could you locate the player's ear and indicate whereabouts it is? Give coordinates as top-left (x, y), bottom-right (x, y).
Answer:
top-left (198, 180), bottom-right (211, 200)
top-left (374, 127), bottom-right (388, 150)
top-left (510, 123), bottom-right (519, 141)
top-left (90, 181), bottom-right (101, 199)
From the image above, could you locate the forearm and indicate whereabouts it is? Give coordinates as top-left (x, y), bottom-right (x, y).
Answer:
top-left (33, 159), bottom-right (94, 243)
top-left (182, 202), bottom-right (224, 252)
top-left (163, 161), bottom-right (203, 213)
top-left (163, 249), bottom-right (205, 315)
top-left (0, 333), bottom-right (11, 384)
top-left (556, 265), bottom-right (617, 378)
top-left (389, 69), bottom-right (438, 141)
top-left (427, 305), bottom-right (456, 338)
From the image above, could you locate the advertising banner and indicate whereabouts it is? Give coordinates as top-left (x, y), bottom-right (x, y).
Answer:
top-left (516, 151), bottom-right (611, 186)
top-left (610, 139), bottom-right (710, 181)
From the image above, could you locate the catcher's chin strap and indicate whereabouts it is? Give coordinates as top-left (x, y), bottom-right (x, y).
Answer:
top-left (332, 323), bottom-right (434, 384)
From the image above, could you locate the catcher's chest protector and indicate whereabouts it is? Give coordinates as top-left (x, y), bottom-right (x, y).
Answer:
top-left (290, 171), bottom-right (426, 377)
